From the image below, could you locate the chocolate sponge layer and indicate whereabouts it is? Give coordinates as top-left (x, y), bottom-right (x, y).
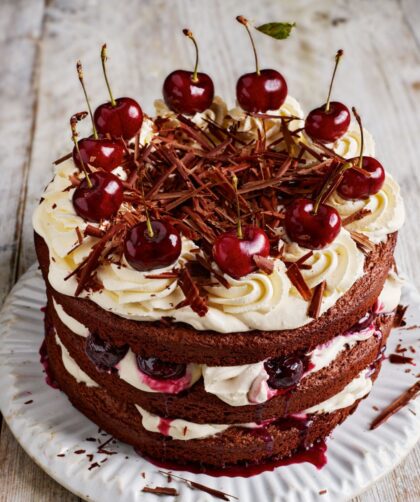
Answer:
top-left (45, 319), bottom-right (381, 468)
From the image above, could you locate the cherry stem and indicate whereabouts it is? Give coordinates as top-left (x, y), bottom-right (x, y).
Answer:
top-left (352, 106), bottom-right (364, 169)
top-left (183, 29), bottom-right (200, 82)
top-left (237, 16), bottom-right (260, 76)
top-left (232, 173), bottom-right (243, 239)
top-left (325, 49), bottom-right (343, 113)
top-left (77, 61), bottom-right (98, 139)
top-left (70, 113), bottom-right (92, 188)
top-left (139, 175), bottom-right (154, 238)
top-left (101, 44), bottom-right (116, 107)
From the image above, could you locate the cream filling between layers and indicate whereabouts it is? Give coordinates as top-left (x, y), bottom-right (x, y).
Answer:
top-left (54, 332), bottom-right (373, 441)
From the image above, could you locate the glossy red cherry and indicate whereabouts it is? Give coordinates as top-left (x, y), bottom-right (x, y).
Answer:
top-left (305, 50), bottom-right (350, 143)
top-left (72, 136), bottom-right (124, 172)
top-left (285, 198), bottom-right (341, 249)
top-left (213, 226), bottom-right (270, 279)
top-left (163, 70), bottom-right (214, 115)
top-left (236, 69), bottom-right (288, 113)
top-left (124, 220), bottom-right (182, 271)
top-left (72, 171), bottom-right (123, 222)
top-left (337, 156), bottom-right (385, 200)
top-left (163, 29), bottom-right (214, 114)
top-left (94, 97), bottom-right (143, 140)
top-left (94, 45), bottom-right (143, 140)
top-left (305, 101), bottom-right (350, 143)
top-left (136, 355), bottom-right (186, 380)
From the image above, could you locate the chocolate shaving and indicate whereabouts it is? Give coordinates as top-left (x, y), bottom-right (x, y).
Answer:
top-left (84, 225), bottom-right (105, 238)
top-left (342, 208), bottom-right (372, 226)
top-left (177, 267), bottom-right (208, 316)
top-left (142, 486), bottom-right (178, 496)
top-left (394, 304), bottom-right (408, 328)
top-left (145, 272), bottom-right (179, 279)
top-left (253, 255), bottom-right (274, 274)
top-left (389, 354), bottom-right (415, 365)
top-left (286, 263), bottom-right (312, 301)
top-left (308, 280), bottom-right (326, 318)
top-left (370, 381), bottom-right (420, 430)
top-left (350, 230), bottom-right (375, 254)
top-left (53, 152), bottom-right (72, 165)
top-left (75, 226), bottom-right (83, 245)
top-left (158, 471), bottom-right (237, 501)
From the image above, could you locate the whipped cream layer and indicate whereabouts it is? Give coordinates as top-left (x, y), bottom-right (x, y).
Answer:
top-left (329, 174), bottom-right (405, 243)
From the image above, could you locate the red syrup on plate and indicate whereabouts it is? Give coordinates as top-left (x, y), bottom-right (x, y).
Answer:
top-left (135, 439), bottom-right (327, 478)
top-left (39, 339), bottom-right (60, 389)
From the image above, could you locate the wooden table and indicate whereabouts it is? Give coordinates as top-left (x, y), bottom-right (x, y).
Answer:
top-left (0, 0), bottom-right (419, 500)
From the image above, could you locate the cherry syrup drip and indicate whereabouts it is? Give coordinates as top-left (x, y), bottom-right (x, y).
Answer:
top-left (135, 439), bottom-right (327, 478)
top-left (39, 340), bottom-right (59, 390)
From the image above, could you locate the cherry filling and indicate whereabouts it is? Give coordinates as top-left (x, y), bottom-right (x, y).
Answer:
top-left (264, 355), bottom-right (305, 390)
top-left (136, 356), bottom-right (186, 381)
top-left (85, 333), bottom-right (128, 371)
top-left (350, 309), bottom-right (376, 332)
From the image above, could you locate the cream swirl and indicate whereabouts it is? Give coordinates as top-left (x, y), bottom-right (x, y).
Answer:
top-left (302, 120), bottom-right (375, 159)
top-left (283, 229), bottom-right (365, 307)
top-left (154, 96), bottom-right (228, 127)
top-left (228, 95), bottom-right (304, 143)
top-left (328, 174), bottom-right (405, 243)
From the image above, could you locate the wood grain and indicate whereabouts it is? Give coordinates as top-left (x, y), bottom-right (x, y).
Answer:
top-left (0, 0), bottom-right (419, 501)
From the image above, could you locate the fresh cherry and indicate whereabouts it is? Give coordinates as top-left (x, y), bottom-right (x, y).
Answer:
top-left (72, 136), bottom-right (124, 172)
top-left (237, 69), bottom-right (288, 113)
top-left (305, 50), bottom-right (350, 143)
top-left (94, 45), bottom-right (143, 140)
top-left (72, 171), bottom-right (123, 222)
top-left (163, 29), bottom-right (214, 114)
top-left (285, 198), bottom-right (341, 249)
top-left (305, 101), bottom-right (350, 143)
top-left (85, 333), bottom-right (128, 371)
top-left (264, 355), bottom-right (304, 390)
top-left (236, 16), bottom-right (287, 113)
top-left (338, 158), bottom-right (385, 200)
top-left (136, 355), bottom-right (186, 380)
top-left (213, 226), bottom-right (270, 279)
top-left (124, 220), bottom-right (182, 271)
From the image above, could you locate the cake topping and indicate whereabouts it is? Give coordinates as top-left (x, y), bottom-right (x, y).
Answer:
top-left (163, 29), bottom-right (214, 115)
top-left (72, 170), bottom-right (123, 223)
top-left (304, 49), bottom-right (350, 143)
top-left (73, 61), bottom-right (124, 172)
top-left (284, 198), bottom-right (341, 250)
top-left (124, 220), bottom-right (182, 271)
top-left (337, 108), bottom-right (385, 200)
top-left (235, 16), bottom-right (293, 113)
top-left (93, 44), bottom-right (144, 140)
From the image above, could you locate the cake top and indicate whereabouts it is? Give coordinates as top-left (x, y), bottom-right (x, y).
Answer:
top-left (33, 23), bottom-right (405, 334)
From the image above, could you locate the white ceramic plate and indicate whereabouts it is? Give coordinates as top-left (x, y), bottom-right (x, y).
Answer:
top-left (0, 265), bottom-right (419, 502)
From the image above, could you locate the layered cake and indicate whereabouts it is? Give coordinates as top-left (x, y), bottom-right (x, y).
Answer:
top-left (33, 33), bottom-right (405, 470)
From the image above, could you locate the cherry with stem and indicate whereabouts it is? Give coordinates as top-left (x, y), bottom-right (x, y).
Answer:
top-left (213, 174), bottom-right (270, 278)
top-left (163, 29), bottom-right (214, 114)
top-left (235, 15), bottom-right (288, 113)
top-left (94, 44), bottom-right (144, 140)
top-left (74, 61), bottom-right (124, 172)
top-left (305, 49), bottom-right (350, 143)
top-left (70, 113), bottom-right (92, 188)
top-left (337, 107), bottom-right (385, 199)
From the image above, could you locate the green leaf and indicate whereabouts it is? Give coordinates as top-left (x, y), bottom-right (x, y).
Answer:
top-left (255, 22), bottom-right (296, 40)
